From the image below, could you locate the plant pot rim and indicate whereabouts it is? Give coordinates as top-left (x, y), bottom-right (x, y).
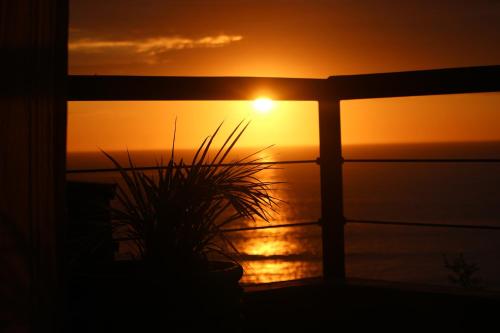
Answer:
top-left (84, 259), bottom-right (244, 283)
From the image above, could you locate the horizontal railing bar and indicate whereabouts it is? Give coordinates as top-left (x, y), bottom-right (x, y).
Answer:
top-left (346, 219), bottom-right (500, 230)
top-left (221, 221), bottom-right (320, 233)
top-left (343, 158), bottom-right (500, 163)
top-left (68, 66), bottom-right (499, 102)
top-left (66, 156), bottom-right (500, 174)
top-left (112, 217), bottom-right (500, 242)
top-left (330, 65), bottom-right (500, 100)
top-left (112, 221), bottom-right (320, 241)
top-left (66, 159), bottom-right (319, 174)
top-left (68, 76), bottom-right (326, 101)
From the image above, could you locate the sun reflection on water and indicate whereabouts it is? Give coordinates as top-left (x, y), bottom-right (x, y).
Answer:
top-left (241, 260), bottom-right (322, 284)
top-left (224, 149), bottom-right (323, 284)
top-left (244, 239), bottom-right (294, 257)
top-left (226, 226), bottom-right (323, 285)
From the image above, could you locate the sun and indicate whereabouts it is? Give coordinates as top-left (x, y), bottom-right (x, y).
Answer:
top-left (253, 97), bottom-right (274, 113)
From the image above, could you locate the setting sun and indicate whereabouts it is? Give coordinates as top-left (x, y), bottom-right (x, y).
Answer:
top-left (253, 97), bottom-right (274, 113)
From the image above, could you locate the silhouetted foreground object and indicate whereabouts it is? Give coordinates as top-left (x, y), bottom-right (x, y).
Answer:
top-left (1, 0), bottom-right (68, 331)
top-left (67, 259), bottom-right (244, 332)
top-left (65, 181), bottom-right (116, 332)
top-left (102, 260), bottom-right (244, 331)
top-left (241, 278), bottom-right (500, 332)
top-left (67, 121), bottom-right (279, 332)
top-left (443, 253), bottom-right (483, 289)
top-left (66, 181), bottom-right (116, 267)
top-left (102, 121), bottom-right (278, 271)
top-left (65, 182), bottom-right (245, 332)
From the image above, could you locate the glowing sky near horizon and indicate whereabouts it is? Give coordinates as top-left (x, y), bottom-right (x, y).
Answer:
top-left (68, 0), bottom-right (500, 152)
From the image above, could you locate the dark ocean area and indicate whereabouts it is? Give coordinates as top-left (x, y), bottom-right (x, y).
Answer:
top-left (67, 141), bottom-right (500, 288)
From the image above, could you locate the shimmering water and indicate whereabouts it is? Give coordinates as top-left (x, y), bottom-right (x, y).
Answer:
top-left (67, 142), bottom-right (500, 289)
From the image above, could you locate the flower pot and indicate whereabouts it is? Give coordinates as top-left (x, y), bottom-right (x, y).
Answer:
top-left (67, 259), bottom-right (244, 332)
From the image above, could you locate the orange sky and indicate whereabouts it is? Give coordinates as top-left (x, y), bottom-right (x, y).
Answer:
top-left (68, 1), bottom-right (500, 152)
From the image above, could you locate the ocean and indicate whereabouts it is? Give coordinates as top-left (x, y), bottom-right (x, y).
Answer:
top-left (67, 142), bottom-right (500, 289)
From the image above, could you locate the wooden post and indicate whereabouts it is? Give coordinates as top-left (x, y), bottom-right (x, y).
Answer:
top-left (318, 98), bottom-right (346, 282)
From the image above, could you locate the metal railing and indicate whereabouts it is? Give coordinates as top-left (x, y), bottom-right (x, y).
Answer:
top-left (66, 159), bottom-right (319, 174)
top-left (67, 65), bottom-right (500, 282)
top-left (345, 219), bottom-right (500, 231)
top-left (344, 158), bottom-right (500, 163)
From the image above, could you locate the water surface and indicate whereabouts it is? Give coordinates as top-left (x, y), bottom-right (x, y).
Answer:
top-left (67, 142), bottom-right (500, 289)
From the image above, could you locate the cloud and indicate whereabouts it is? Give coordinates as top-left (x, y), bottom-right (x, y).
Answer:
top-left (69, 40), bottom-right (135, 51)
top-left (69, 34), bottom-right (243, 54)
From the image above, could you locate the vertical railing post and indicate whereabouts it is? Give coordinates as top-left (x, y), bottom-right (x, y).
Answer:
top-left (318, 95), bottom-right (345, 282)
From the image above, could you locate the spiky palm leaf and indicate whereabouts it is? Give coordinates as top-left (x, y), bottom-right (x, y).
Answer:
top-left (103, 121), bottom-right (280, 273)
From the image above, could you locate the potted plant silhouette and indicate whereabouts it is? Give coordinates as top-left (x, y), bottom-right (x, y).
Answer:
top-left (101, 121), bottom-right (279, 330)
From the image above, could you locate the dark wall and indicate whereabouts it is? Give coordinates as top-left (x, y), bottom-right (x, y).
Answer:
top-left (0, 1), bottom-right (68, 332)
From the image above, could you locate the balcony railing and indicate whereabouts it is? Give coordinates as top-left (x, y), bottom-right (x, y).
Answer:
top-left (67, 65), bottom-right (500, 282)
